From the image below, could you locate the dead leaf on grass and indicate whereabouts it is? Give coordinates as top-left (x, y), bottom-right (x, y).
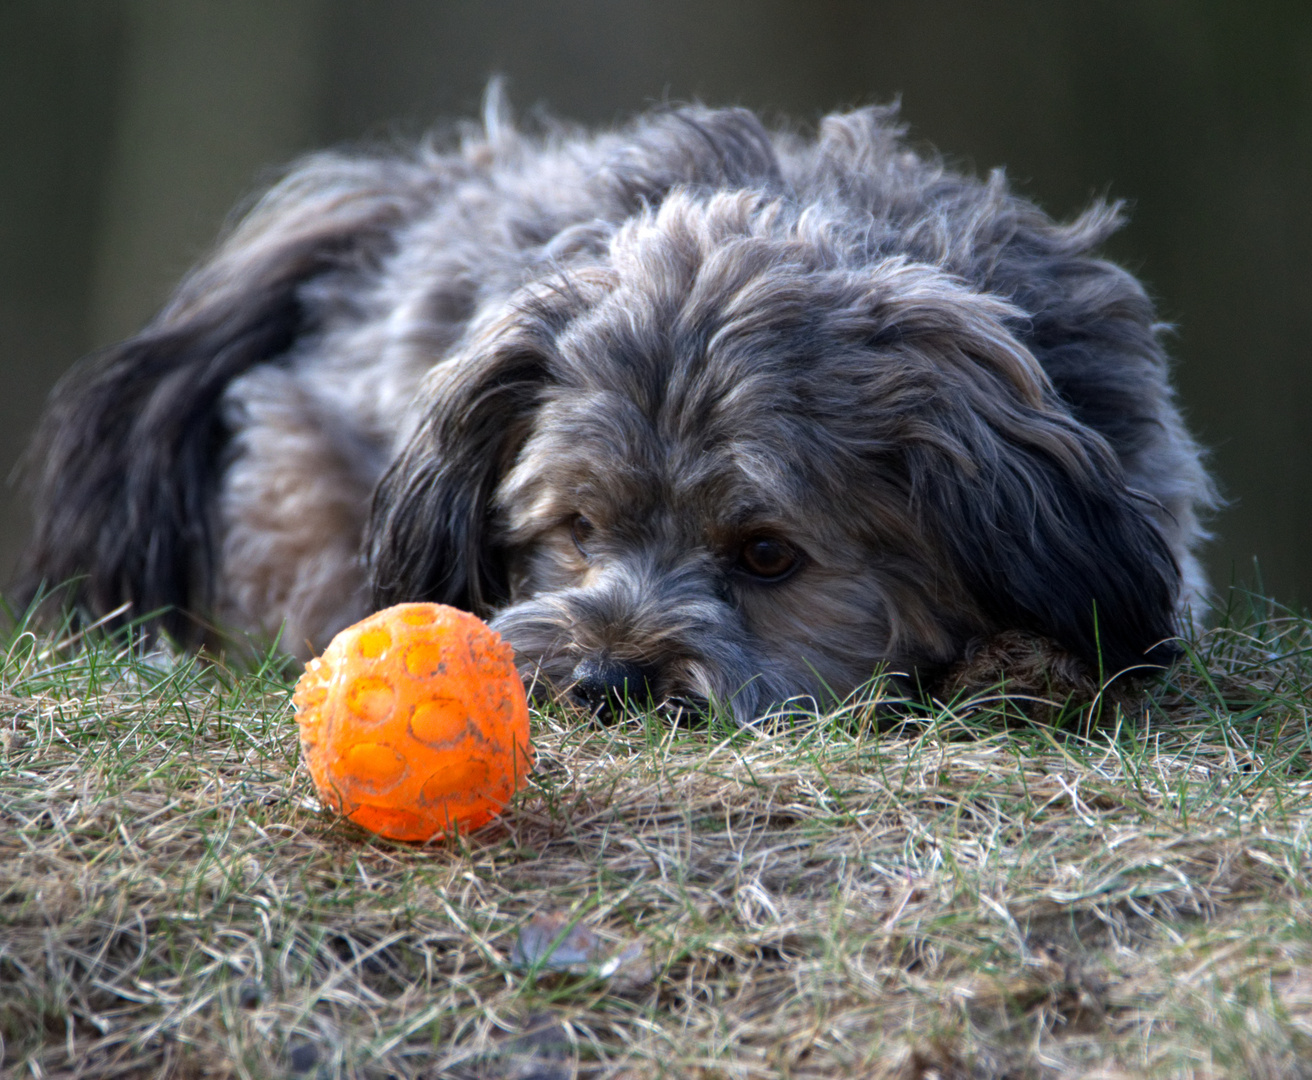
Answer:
top-left (510, 913), bottom-right (652, 988)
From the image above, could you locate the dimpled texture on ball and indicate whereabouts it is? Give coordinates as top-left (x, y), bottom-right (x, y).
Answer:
top-left (293, 603), bottom-right (532, 840)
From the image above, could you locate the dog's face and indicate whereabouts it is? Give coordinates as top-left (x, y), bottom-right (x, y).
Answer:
top-left (368, 192), bottom-right (1181, 721)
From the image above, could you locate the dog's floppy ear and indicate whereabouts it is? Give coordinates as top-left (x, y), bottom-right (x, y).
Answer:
top-left (19, 155), bottom-right (429, 643)
top-left (367, 303), bottom-right (565, 616)
top-left (919, 442), bottom-right (1181, 674)
top-left (855, 263), bottom-right (1182, 674)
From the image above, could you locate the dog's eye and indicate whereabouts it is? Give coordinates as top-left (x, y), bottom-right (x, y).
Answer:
top-left (736, 536), bottom-right (800, 581)
top-left (570, 515), bottom-right (595, 556)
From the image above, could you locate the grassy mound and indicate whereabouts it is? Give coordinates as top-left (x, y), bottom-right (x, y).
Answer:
top-left (2, 596), bottom-right (1311, 1079)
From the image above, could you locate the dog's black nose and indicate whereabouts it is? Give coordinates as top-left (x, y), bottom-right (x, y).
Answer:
top-left (569, 656), bottom-right (653, 718)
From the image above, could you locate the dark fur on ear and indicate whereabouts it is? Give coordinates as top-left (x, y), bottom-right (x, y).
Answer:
top-left (820, 256), bottom-right (1183, 677)
top-left (19, 156), bottom-right (432, 643)
top-left (922, 444), bottom-right (1181, 675)
top-left (366, 283), bottom-right (588, 614)
top-left (852, 267), bottom-right (1183, 675)
top-left (365, 350), bottom-right (541, 616)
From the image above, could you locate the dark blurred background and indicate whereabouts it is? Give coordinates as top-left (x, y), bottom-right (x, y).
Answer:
top-left (3, 0), bottom-right (1310, 606)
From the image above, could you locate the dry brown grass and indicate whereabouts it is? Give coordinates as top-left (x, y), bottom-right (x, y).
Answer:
top-left (3, 597), bottom-right (1312, 1079)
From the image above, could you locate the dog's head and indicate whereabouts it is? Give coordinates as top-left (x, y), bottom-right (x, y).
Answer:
top-left (368, 190), bottom-right (1180, 722)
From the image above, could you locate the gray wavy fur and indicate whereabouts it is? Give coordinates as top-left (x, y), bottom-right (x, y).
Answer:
top-left (22, 89), bottom-right (1216, 719)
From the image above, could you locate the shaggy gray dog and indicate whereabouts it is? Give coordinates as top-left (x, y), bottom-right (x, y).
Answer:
top-left (23, 94), bottom-right (1215, 721)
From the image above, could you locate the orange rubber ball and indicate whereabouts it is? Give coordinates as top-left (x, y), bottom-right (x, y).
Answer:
top-left (293, 603), bottom-right (532, 840)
